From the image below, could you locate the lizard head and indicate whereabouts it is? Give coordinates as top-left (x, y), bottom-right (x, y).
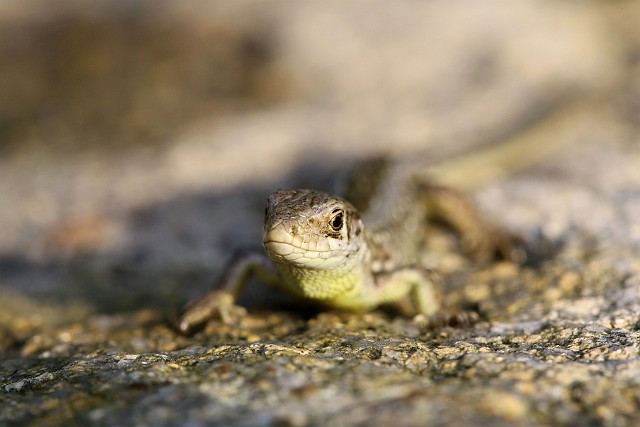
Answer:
top-left (263, 189), bottom-right (366, 269)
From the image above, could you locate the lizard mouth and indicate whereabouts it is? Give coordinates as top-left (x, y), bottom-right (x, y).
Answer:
top-left (263, 223), bottom-right (355, 269)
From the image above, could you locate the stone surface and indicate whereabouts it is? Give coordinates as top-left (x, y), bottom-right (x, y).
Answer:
top-left (1, 1), bottom-right (639, 426)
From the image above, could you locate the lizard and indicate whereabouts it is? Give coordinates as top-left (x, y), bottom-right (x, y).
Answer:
top-left (178, 98), bottom-right (597, 334)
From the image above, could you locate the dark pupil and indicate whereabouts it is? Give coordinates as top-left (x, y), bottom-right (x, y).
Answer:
top-left (331, 213), bottom-right (343, 230)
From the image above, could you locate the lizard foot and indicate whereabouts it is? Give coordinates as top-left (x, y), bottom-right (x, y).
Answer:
top-left (414, 308), bottom-right (480, 329)
top-left (179, 290), bottom-right (247, 335)
top-left (463, 223), bottom-right (526, 265)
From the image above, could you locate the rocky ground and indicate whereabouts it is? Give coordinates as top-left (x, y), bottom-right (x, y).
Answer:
top-left (1, 1), bottom-right (639, 426)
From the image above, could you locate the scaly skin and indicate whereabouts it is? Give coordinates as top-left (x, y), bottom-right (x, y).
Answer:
top-left (179, 181), bottom-right (503, 334)
top-left (262, 189), bottom-right (442, 314)
top-left (179, 96), bottom-right (598, 333)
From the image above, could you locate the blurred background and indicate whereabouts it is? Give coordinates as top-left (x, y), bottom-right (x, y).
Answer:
top-left (0, 0), bottom-right (638, 316)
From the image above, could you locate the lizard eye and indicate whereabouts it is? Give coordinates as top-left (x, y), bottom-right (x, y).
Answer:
top-left (330, 210), bottom-right (344, 231)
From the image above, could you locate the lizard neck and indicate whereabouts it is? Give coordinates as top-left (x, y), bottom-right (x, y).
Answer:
top-left (276, 259), bottom-right (369, 303)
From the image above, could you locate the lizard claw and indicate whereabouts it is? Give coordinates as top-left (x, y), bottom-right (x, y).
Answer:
top-left (178, 291), bottom-right (247, 334)
top-left (464, 224), bottom-right (526, 265)
top-left (414, 309), bottom-right (480, 329)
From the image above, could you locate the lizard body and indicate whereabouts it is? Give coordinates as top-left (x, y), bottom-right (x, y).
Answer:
top-left (178, 97), bottom-right (597, 334)
top-left (179, 158), bottom-right (510, 333)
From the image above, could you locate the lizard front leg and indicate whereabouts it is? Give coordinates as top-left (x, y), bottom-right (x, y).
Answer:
top-left (178, 250), bottom-right (280, 334)
top-left (366, 267), bottom-right (441, 317)
top-left (372, 267), bottom-right (478, 327)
